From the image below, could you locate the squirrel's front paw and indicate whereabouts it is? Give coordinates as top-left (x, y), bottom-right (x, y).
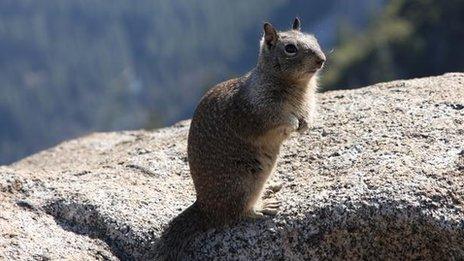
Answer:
top-left (297, 118), bottom-right (309, 133)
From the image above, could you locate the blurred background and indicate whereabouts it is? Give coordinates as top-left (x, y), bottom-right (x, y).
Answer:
top-left (1, 0), bottom-right (463, 164)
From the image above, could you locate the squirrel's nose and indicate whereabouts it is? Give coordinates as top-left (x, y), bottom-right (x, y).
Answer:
top-left (315, 53), bottom-right (326, 68)
top-left (315, 58), bottom-right (325, 68)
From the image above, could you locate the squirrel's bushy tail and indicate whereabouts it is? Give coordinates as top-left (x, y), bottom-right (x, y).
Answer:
top-left (155, 202), bottom-right (209, 261)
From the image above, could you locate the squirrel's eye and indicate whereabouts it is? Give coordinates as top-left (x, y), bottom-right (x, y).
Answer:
top-left (284, 44), bottom-right (298, 56)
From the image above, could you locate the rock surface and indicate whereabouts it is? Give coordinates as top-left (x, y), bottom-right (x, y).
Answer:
top-left (1, 73), bottom-right (463, 260)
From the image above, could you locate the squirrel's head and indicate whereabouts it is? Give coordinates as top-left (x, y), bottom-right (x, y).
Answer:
top-left (258, 18), bottom-right (325, 83)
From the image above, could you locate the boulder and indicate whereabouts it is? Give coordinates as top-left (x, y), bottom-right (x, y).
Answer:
top-left (1, 73), bottom-right (463, 260)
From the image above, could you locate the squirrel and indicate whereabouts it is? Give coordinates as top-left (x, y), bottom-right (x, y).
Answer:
top-left (156, 17), bottom-right (325, 260)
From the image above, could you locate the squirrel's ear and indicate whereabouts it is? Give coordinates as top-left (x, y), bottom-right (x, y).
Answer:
top-left (263, 22), bottom-right (278, 48)
top-left (292, 17), bottom-right (301, 31)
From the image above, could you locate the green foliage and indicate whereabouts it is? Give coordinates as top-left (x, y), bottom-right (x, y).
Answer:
top-left (322, 0), bottom-right (464, 90)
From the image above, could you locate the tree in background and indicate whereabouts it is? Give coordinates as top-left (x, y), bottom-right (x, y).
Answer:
top-left (323, 0), bottom-right (464, 91)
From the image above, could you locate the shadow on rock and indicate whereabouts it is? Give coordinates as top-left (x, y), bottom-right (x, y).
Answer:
top-left (180, 199), bottom-right (464, 260)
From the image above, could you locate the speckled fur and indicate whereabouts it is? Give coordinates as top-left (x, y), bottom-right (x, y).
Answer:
top-left (157, 18), bottom-right (325, 260)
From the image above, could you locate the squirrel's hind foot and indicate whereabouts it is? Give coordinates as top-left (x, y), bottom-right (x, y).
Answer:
top-left (266, 182), bottom-right (283, 194)
top-left (246, 209), bottom-right (265, 219)
top-left (246, 198), bottom-right (281, 219)
top-left (263, 181), bottom-right (283, 198)
top-left (259, 198), bottom-right (281, 216)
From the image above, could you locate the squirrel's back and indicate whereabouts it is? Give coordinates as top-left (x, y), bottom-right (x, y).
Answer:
top-left (156, 76), bottom-right (262, 260)
top-left (188, 75), bottom-right (266, 221)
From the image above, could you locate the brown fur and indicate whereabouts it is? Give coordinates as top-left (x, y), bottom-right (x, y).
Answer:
top-left (156, 18), bottom-right (325, 260)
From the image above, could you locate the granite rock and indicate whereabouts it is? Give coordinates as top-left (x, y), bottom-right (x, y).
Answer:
top-left (1, 73), bottom-right (463, 260)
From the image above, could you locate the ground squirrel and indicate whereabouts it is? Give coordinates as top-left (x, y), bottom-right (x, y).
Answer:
top-left (157, 18), bottom-right (325, 260)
